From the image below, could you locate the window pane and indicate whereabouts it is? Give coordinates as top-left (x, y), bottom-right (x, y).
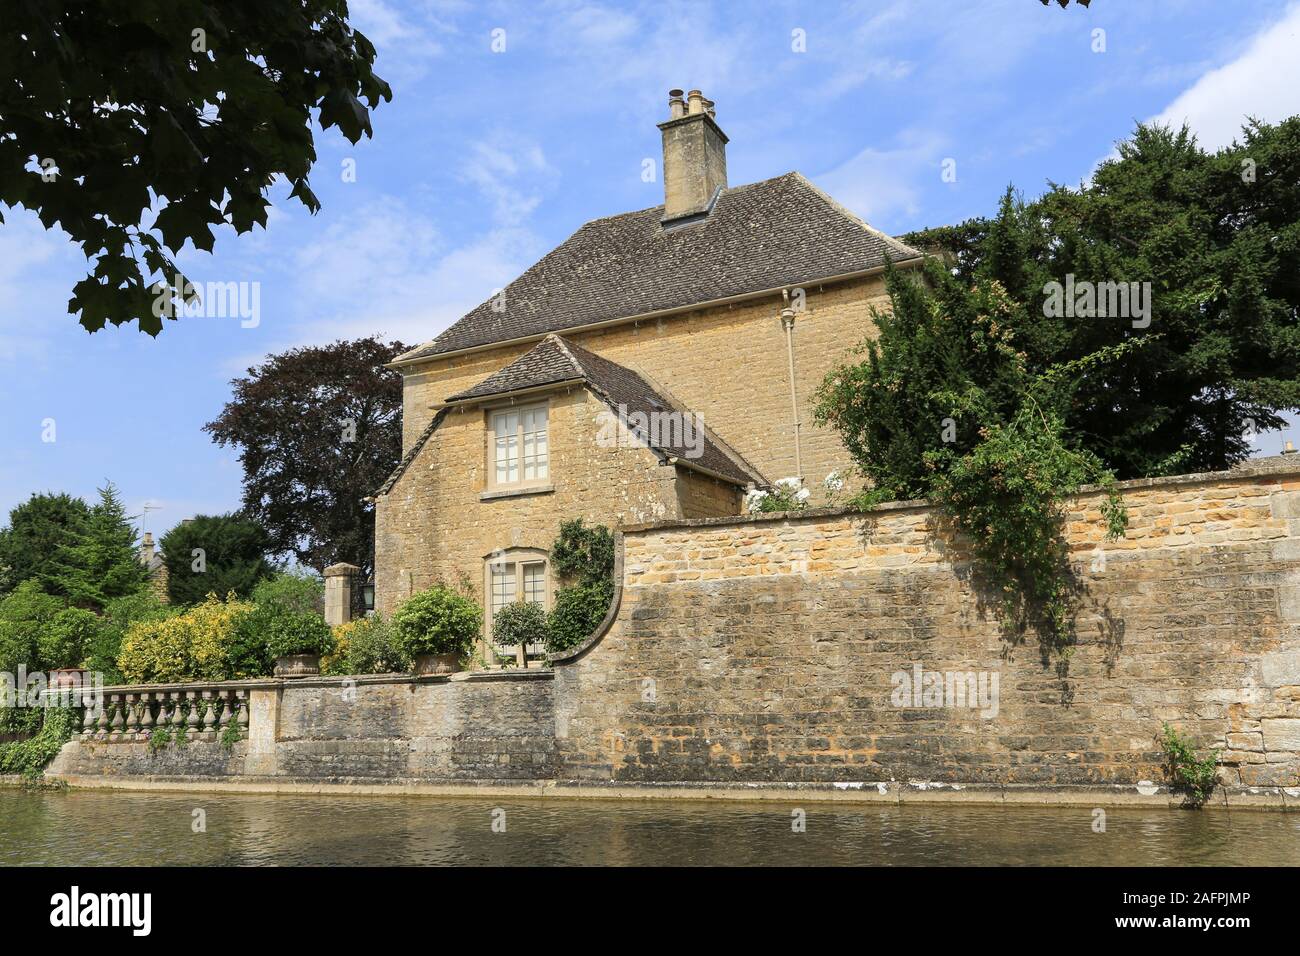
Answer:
top-left (492, 412), bottom-right (520, 485)
top-left (491, 565), bottom-right (516, 612)
top-left (522, 563), bottom-right (545, 605)
top-left (522, 406), bottom-right (548, 481)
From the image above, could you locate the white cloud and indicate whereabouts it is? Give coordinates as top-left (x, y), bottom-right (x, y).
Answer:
top-left (461, 138), bottom-right (555, 226)
top-left (814, 129), bottom-right (948, 228)
top-left (349, 0), bottom-right (445, 84)
top-left (0, 210), bottom-right (81, 365)
top-left (269, 196), bottom-right (543, 350)
top-left (1147, 3), bottom-right (1300, 150)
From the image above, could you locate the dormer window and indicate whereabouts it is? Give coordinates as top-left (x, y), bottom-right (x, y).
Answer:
top-left (489, 403), bottom-right (549, 489)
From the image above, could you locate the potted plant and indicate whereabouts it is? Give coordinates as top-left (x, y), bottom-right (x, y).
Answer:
top-left (391, 585), bottom-right (482, 675)
top-left (265, 608), bottom-right (335, 678)
top-left (492, 600), bottom-right (548, 668)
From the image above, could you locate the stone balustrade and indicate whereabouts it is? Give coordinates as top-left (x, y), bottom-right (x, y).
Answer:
top-left (78, 683), bottom-right (250, 743)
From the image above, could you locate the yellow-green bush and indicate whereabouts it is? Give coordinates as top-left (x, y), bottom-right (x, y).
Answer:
top-left (117, 593), bottom-right (254, 683)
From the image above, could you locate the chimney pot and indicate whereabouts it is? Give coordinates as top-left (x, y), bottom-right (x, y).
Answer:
top-left (668, 88), bottom-right (685, 119)
top-left (687, 89), bottom-right (704, 115)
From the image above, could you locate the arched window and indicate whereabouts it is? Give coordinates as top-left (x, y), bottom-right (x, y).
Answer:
top-left (483, 547), bottom-right (549, 664)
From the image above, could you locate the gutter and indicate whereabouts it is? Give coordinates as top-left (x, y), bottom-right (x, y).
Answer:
top-left (389, 257), bottom-right (924, 370)
top-left (665, 455), bottom-right (752, 487)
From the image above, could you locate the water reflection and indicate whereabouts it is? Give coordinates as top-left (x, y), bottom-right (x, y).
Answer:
top-left (1, 790), bottom-right (1297, 866)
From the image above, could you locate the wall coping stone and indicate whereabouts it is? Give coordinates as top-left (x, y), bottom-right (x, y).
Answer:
top-left (619, 454), bottom-right (1300, 534)
top-left (95, 669), bottom-right (554, 696)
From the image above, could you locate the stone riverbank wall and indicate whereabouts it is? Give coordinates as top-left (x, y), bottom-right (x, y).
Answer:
top-left (47, 457), bottom-right (1300, 807)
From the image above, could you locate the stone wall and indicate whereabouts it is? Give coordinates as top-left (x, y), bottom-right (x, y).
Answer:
top-left (554, 457), bottom-right (1300, 794)
top-left (48, 672), bottom-right (555, 784)
top-left (50, 458), bottom-right (1300, 804)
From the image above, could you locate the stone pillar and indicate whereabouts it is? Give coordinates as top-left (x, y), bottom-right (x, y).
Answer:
top-left (245, 688), bottom-right (281, 777)
top-left (324, 563), bottom-right (361, 628)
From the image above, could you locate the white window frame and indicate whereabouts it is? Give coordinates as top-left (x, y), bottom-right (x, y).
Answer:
top-left (487, 401), bottom-right (550, 491)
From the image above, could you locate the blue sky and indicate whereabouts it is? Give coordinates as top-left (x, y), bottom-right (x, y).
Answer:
top-left (3, 0), bottom-right (1299, 537)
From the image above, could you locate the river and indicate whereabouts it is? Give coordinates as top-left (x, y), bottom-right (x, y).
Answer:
top-left (2, 789), bottom-right (1298, 866)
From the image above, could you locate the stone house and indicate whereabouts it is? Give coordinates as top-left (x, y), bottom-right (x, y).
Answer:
top-left (374, 89), bottom-right (924, 644)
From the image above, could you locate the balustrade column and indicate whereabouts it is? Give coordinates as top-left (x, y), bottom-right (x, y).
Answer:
top-left (140, 692), bottom-right (155, 737)
top-left (98, 696), bottom-right (114, 739)
top-left (112, 697), bottom-right (127, 737)
top-left (201, 690), bottom-right (217, 738)
top-left (170, 692), bottom-right (184, 733)
top-left (185, 691), bottom-right (200, 736)
top-left (236, 690), bottom-right (249, 739)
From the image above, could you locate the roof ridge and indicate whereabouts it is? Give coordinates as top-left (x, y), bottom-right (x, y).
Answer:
top-left (546, 333), bottom-right (589, 379)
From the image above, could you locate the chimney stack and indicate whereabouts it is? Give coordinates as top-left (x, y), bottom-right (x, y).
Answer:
top-left (138, 531), bottom-right (155, 566)
top-left (658, 87), bottom-right (728, 225)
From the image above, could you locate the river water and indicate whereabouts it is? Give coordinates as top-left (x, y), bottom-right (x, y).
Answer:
top-left (2, 789), bottom-right (1298, 866)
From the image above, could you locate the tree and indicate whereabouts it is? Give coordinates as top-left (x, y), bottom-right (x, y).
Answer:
top-left (203, 337), bottom-right (408, 577)
top-left (57, 482), bottom-right (150, 611)
top-left (905, 118), bottom-right (1300, 478)
top-left (815, 262), bottom-right (1129, 659)
top-left (159, 513), bottom-right (273, 606)
top-left (0, 0), bottom-right (390, 334)
top-left (0, 493), bottom-right (92, 600)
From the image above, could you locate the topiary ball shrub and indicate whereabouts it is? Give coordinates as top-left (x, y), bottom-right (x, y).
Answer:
top-left (391, 585), bottom-right (482, 661)
top-left (492, 601), bottom-right (547, 663)
top-left (263, 608), bottom-right (335, 658)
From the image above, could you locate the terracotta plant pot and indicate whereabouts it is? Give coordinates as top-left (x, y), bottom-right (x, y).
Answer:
top-left (48, 668), bottom-right (90, 689)
top-left (413, 652), bottom-right (461, 675)
top-left (274, 654), bottom-right (321, 679)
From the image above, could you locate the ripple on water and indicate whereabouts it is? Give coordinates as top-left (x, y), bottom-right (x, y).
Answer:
top-left (1, 789), bottom-right (1298, 866)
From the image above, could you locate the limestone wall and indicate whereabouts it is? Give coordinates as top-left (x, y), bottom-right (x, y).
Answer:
top-left (49, 458), bottom-right (1300, 803)
top-left (49, 672), bottom-right (555, 784)
top-left (554, 457), bottom-right (1300, 793)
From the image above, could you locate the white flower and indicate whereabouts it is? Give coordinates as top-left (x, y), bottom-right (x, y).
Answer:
top-left (775, 476), bottom-right (802, 491)
top-left (744, 489), bottom-right (770, 514)
top-left (823, 471), bottom-right (845, 493)
top-left (795, 487), bottom-right (811, 502)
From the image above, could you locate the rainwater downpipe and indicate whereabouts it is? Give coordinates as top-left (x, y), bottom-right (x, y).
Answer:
top-left (780, 288), bottom-right (803, 482)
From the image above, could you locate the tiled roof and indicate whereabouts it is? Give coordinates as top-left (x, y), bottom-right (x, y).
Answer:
top-left (444, 335), bottom-right (584, 402)
top-left (394, 171), bottom-right (922, 363)
top-left (377, 335), bottom-right (763, 495)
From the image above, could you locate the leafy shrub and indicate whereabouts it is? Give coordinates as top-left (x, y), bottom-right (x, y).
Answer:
top-left (0, 707), bottom-right (78, 778)
top-left (551, 519), bottom-right (613, 584)
top-left (226, 605), bottom-right (276, 678)
top-left (249, 570), bottom-right (323, 615)
top-left (323, 615), bottom-right (408, 676)
top-left (0, 580), bottom-right (64, 674)
top-left (492, 601), bottom-right (547, 662)
top-left (86, 591), bottom-right (175, 684)
top-left (264, 607), bottom-right (334, 658)
top-left (546, 579), bottom-right (614, 654)
top-left (546, 520), bottom-right (616, 655)
top-left (391, 585), bottom-right (482, 659)
top-left (37, 607), bottom-right (98, 670)
top-left (1160, 723), bottom-right (1220, 807)
top-left (117, 593), bottom-right (254, 683)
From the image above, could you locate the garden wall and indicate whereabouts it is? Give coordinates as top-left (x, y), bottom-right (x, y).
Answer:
top-left (47, 457), bottom-right (1300, 806)
top-left (554, 456), bottom-right (1300, 799)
